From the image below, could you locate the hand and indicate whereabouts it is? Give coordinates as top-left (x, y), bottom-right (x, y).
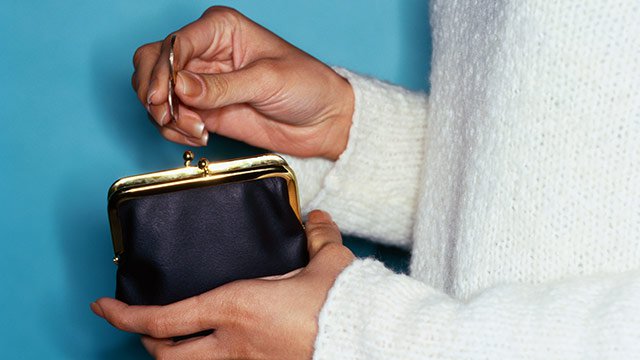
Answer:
top-left (133, 6), bottom-right (354, 160)
top-left (91, 210), bottom-right (355, 359)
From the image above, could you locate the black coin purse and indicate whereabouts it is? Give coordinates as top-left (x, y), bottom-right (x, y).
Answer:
top-left (107, 151), bottom-right (308, 305)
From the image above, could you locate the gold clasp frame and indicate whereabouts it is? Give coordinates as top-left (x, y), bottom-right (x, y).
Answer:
top-left (108, 151), bottom-right (302, 265)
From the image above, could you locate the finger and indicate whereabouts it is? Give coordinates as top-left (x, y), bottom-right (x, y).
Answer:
top-left (150, 111), bottom-right (207, 146)
top-left (173, 6), bottom-right (285, 69)
top-left (133, 42), bottom-right (168, 127)
top-left (146, 7), bottom-right (284, 121)
top-left (156, 105), bottom-right (204, 139)
top-left (173, 105), bottom-right (206, 138)
top-left (141, 334), bottom-right (219, 360)
top-left (305, 210), bottom-right (343, 258)
top-left (175, 63), bottom-right (273, 110)
top-left (142, 8), bottom-right (228, 106)
top-left (148, 102), bottom-right (169, 127)
top-left (146, 34), bottom-right (175, 108)
top-left (145, 21), bottom-right (214, 108)
top-left (160, 124), bottom-right (208, 147)
top-left (140, 336), bottom-right (172, 357)
top-left (93, 296), bottom-right (214, 338)
top-left (132, 42), bottom-right (162, 108)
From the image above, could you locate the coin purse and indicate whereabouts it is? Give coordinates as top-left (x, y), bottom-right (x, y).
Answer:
top-left (107, 151), bottom-right (308, 306)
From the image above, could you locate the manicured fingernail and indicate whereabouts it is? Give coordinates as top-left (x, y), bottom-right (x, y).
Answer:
top-left (177, 71), bottom-right (202, 97)
top-left (181, 114), bottom-right (205, 138)
top-left (184, 122), bottom-right (205, 138)
top-left (185, 138), bottom-right (201, 147)
top-left (147, 79), bottom-right (159, 104)
top-left (159, 107), bottom-right (168, 126)
top-left (193, 122), bottom-right (206, 137)
top-left (90, 302), bottom-right (105, 318)
top-left (184, 130), bottom-right (208, 147)
top-left (199, 131), bottom-right (209, 146)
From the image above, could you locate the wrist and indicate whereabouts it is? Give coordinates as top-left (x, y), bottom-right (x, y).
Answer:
top-left (322, 75), bottom-right (354, 161)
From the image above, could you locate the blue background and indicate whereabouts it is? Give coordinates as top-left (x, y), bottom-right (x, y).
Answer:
top-left (0, 1), bottom-right (430, 358)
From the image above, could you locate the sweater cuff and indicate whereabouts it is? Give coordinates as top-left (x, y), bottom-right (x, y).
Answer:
top-left (280, 154), bottom-right (334, 214)
top-left (312, 259), bottom-right (421, 359)
top-left (312, 259), bottom-right (378, 360)
top-left (284, 68), bottom-right (428, 246)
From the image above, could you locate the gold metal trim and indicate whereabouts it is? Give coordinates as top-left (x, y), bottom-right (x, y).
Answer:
top-left (108, 152), bottom-right (302, 264)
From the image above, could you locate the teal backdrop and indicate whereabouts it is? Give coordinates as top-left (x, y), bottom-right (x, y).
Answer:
top-left (0, 1), bottom-right (430, 358)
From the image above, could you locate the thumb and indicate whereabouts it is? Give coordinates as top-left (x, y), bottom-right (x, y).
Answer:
top-left (305, 210), bottom-right (343, 258)
top-left (175, 66), bottom-right (268, 110)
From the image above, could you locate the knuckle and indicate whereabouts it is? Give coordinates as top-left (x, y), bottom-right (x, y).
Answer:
top-left (132, 44), bottom-right (153, 67)
top-left (202, 6), bottom-right (244, 32)
top-left (108, 315), bottom-right (126, 329)
top-left (204, 75), bottom-right (229, 104)
top-left (308, 241), bottom-right (323, 255)
top-left (306, 227), bottom-right (341, 254)
top-left (192, 294), bottom-right (209, 327)
top-left (308, 234), bottom-right (346, 257)
top-left (131, 72), bottom-right (138, 90)
top-left (132, 49), bottom-right (143, 67)
top-left (306, 222), bottom-right (337, 238)
top-left (203, 5), bottom-right (240, 19)
top-left (305, 225), bottom-right (326, 241)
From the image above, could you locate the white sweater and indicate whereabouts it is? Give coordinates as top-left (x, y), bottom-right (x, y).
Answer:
top-left (286, 0), bottom-right (640, 358)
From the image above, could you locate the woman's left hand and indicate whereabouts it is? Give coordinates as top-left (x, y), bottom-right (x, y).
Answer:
top-left (91, 210), bottom-right (354, 359)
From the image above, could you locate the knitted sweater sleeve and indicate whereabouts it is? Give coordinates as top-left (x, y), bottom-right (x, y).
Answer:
top-left (313, 259), bottom-right (640, 359)
top-left (283, 68), bottom-right (429, 248)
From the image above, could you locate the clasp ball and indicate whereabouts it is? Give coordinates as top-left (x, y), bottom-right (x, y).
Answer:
top-left (183, 150), bottom-right (195, 162)
top-left (197, 158), bottom-right (209, 170)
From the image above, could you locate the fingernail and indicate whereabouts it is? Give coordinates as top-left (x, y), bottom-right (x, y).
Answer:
top-left (177, 71), bottom-right (202, 97)
top-left (181, 114), bottom-right (205, 138)
top-left (192, 122), bottom-right (206, 138)
top-left (185, 138), bottom-right (202, 147)
top-left (147, 79), bottom-right (159, 104)
top-left (199, 131), bottom-right (209, 146)
top-left (159, 107), bottom-right (168, 126)
top-left (184, 130), bottom-right (208, 147)
top-left (90, 302), bottom-right (105, 318)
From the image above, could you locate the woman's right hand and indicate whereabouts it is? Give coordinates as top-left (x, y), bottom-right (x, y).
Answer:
top-left (132, 6), bottom-right (354, 160)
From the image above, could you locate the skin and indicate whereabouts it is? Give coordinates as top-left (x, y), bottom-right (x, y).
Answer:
top-left (133, 6), bottom-right (354, 160)
top-left (93, 210), bottom-right (354, 359)
top-left (94, 6), bottom-right (357, 359)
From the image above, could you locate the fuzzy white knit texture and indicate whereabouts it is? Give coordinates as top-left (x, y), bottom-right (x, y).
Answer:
top-left (290, 0), bottom-right (640, 358)
top-left (284, 68), bottom-right (429, 247)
